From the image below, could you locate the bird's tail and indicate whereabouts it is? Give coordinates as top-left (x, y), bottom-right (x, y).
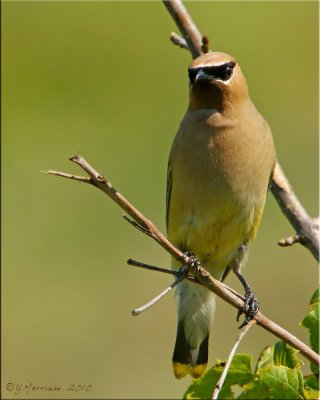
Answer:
top-left (172, 321), bottom-right (209, 379)
top-left (172, 281), bottom-right (216, 379)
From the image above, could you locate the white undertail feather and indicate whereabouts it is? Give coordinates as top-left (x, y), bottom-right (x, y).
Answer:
top-left (175, 280), bottom-right (216, 351)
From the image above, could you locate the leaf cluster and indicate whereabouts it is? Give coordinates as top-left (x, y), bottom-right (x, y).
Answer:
top-left (183, 289), bottom-right (319, 399)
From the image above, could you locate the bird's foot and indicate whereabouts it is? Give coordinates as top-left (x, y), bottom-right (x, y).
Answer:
top-left (180, 251), bottom-right (201, 274)
top-left (237, 289), bottom-right (259, 328)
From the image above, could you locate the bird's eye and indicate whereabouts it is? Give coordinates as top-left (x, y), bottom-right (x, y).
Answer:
top-left (224, 65), bottom-right (233, 79)
top-left (214, 63), bottom-right (234, 81)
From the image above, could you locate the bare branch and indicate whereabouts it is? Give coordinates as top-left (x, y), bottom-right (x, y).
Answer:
top-left (163, 0), bottom-right (203, 58)
top-left (271, 163), bottom-right (319, 260)
top-left (127, 258), bottom-right (177, 276)
top-left (44, 170), bottom-right (93, 185)
top-left (170, 32), bottom-right (189, 50)
top-left (122, 215), bottom-right (152, 236)
top-left (132, 266), bottom-right (188, 316)
top-left (163, 0), bottom-right (319, 261)
top-left (45, 156), bottom-right (320, 366)
top-left (128, 258), bottom-right (245, 303)
top-left (278, 234), bottom-right (302, 247)
top-left (212, 320), bottom-right (256, 400)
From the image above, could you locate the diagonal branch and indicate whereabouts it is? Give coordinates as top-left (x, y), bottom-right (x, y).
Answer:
top-left (45, 155), bottom-right (319, 367)
top-left (163, 0), bottom-right (203, 58)
top-left (162, 0), bottom-right (319, 261)
top-left (270, 163), bottom-right (319, 260)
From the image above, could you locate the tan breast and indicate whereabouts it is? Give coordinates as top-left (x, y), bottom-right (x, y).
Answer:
top-left (167, 106), bottom-right (275, 275)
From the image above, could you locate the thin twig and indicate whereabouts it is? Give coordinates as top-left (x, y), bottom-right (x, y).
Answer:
top-left (45, 156), bottom-right (320, 366)
top-left (163, 0), bottom-right (319, 261)
top-left (44, 170), bottom-right (93, 185)
top-left (163, 0), bottom-right (203, 58)
top-left (128, 258), bottom-right (244, 302)
top-left (127, 258), bottom-right (177, 276)
top-left (132, 267), bottom-right (188, 316)
top-left (123, 215), bottom-right (151, 236)
top-left (278, 234), bottom-right (301, 247)
top-left (212, 320), bottom-right (256, 400)
top-left (270, 164), bottom-right (319, 260)
top-left (170, 32), bottom-right (189, 50)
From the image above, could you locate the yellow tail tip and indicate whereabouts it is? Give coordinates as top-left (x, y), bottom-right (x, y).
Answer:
top-left (172, 362), bottom-right (207, 379)
top-left (173, 362), bottom-right (191, 379)
top-left (191, 364), bottom-right (207, 379)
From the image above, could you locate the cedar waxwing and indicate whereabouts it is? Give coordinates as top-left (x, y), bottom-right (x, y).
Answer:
top-left (166, 52), bottom-right (276, 379)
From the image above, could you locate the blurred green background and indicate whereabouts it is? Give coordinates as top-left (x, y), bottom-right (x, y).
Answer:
top-left (2, 1), bottom-right (318, 399)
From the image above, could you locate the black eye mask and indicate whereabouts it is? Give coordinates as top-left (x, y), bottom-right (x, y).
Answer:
top-left (188, 61), bottom-right (235, 84)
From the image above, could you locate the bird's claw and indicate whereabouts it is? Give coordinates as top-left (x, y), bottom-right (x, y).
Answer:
top-left (181, 251), bottom-right (201, 273)
top-left (237, 289), bottom-right (259, 328)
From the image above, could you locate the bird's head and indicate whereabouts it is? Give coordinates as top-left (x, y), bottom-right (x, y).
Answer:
top-left (188, 52), bottom-right (249, 111)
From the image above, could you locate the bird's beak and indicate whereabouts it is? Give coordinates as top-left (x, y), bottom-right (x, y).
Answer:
top-left (194, 68), bottom-right (212, 82)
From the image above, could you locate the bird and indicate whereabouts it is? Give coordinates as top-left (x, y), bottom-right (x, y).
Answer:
top-left (166, 51), bottom-right (276, 379)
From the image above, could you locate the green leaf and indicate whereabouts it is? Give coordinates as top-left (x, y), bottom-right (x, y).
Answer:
top-left (303, 375), bottom-right (320, 399)
top-left (255, 346), bottom-right (274, 373)
top-left (301, 288), bottom-right (319, 374)
top-left (274, 341), bottom-right (303, 369)
top-left (239, 365), bottom-right (305, 399)
top-left (301, 288), bottom-right (319, 353)
top-left (183, 366), bottom-right (233, 400)
top-left (183, 354), bottom-right (253, 400)
top-left (309, 288), bottom-right (320, 308)
top-left (216, 354), bottom-right (254, 387)
top-left (304, 375), bottom-right (319, 391)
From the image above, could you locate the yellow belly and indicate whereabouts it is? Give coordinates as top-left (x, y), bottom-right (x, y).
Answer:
top-left (168, 197), bottom-right (260, 277)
